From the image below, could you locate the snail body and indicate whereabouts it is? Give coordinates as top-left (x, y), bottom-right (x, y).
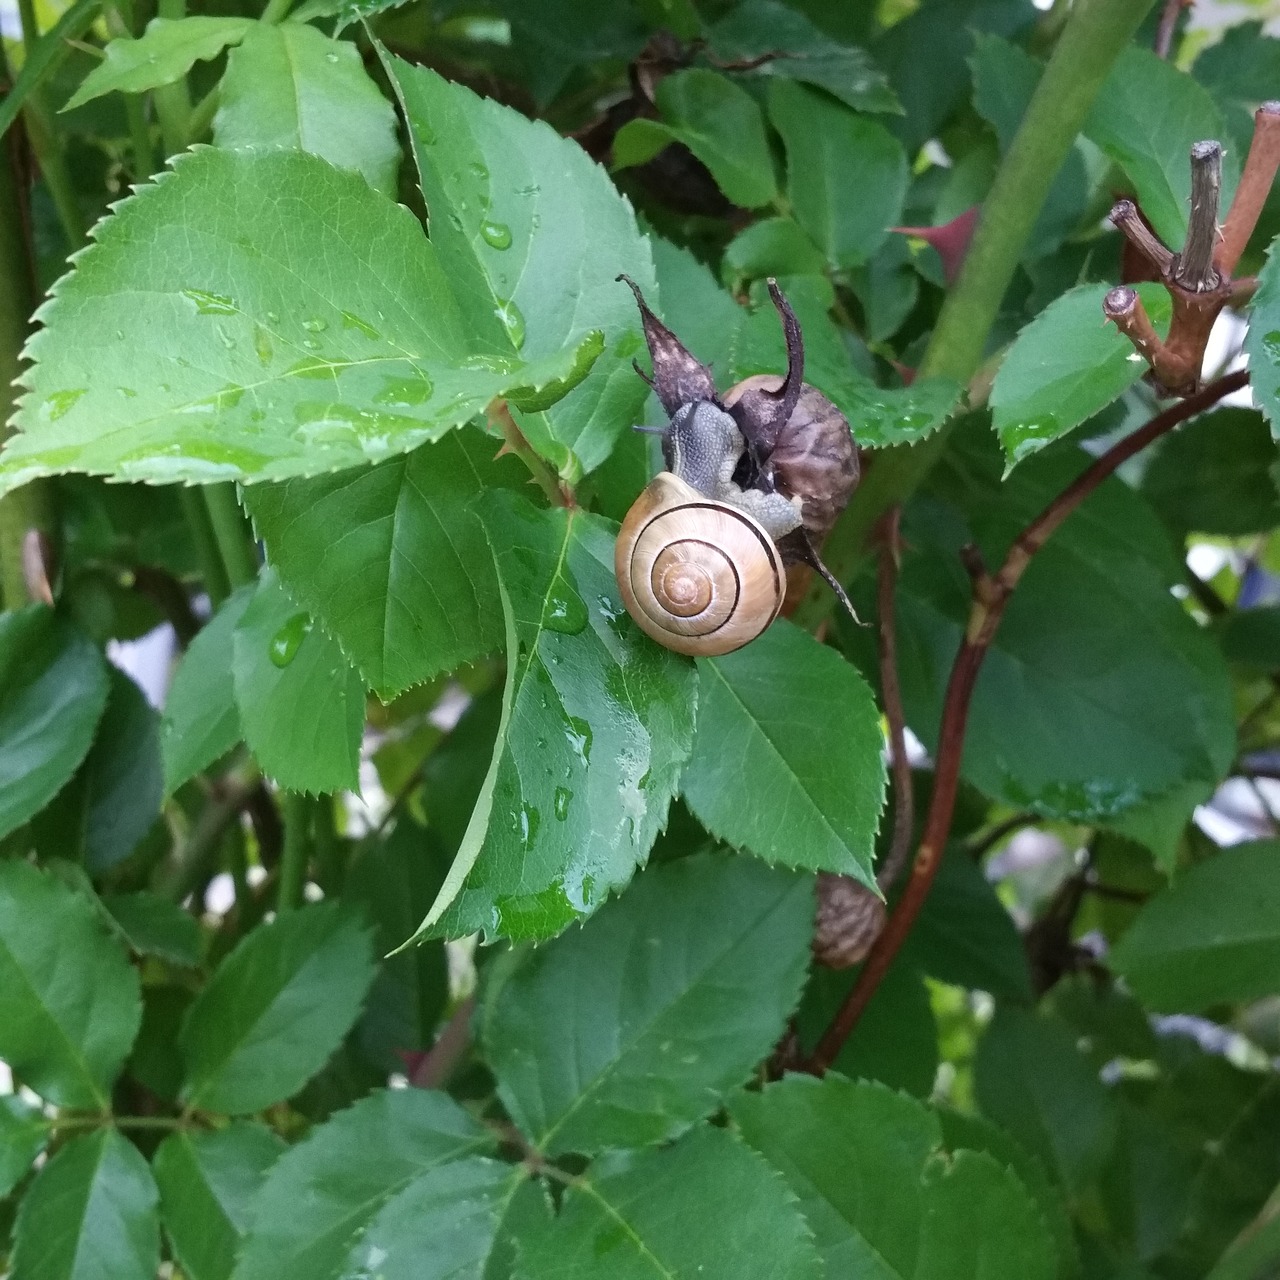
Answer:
top-left (615, 472), bottom-right (785, 656)
top-left (614, 275), bottom-right (860, 656)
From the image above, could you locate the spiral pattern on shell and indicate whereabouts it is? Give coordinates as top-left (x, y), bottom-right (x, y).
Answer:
top-left (614, 472), bottom-right (786, 657)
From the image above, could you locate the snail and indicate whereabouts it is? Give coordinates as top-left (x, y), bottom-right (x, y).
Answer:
top-left (613, 274), bottom-right (860, 656)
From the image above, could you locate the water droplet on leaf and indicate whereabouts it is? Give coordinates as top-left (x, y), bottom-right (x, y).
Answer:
top-left (480, 220), bottom-right (512, 250)
top-left (495, 299), bottom-right (526, 349)
top-left (182, 289), bottom-right (237, 316)
top-left (269, 612), bottom-right (312, 667)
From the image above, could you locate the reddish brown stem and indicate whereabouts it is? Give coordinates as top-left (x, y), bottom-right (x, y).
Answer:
top-left (1153, 0), bottom-right (1188, 58)
top-left (875, 507), bottom-right (913, 894)
top-left (1217, 103), bottom-right (1280, 276)
top-left (804, 370), bottom-right (1249, 1073)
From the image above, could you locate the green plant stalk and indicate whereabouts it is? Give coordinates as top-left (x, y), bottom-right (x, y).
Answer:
top-left (152, 0), bottom-right (192, 154)
top-left (9, 0), bottom-right (86, 251)
top-left (0, 132), bottom-right (54, 607)
top-left (277, 792), bottom-right (311, 912)
top-left (809, 0), bottom-right (1156, 608)
top-left (204, 483), bottom-right (258, 589)
top-left (106, 0), bottom-right (157, 179)
top-left (176, 486), bottom-right (229, 609)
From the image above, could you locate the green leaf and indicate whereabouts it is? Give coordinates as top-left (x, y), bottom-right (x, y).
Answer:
top-left (11, 1129), bottom-right (160, 1280)
top-left (0, 605), bottom-right (108, 839)
top-left (767, 78), bottom-right (907, 268)
top-left (161, 584), bottom-right (253, 793)
top-left (515, 1125), bottom-right (823, 1280)
top-left (63, 16), bottom-right (254, 110)
top-left (341, 817), bottom-right (449, 1072)
top-left (614, 69), bottom-right (779, 209)
top-left (916, 1148), bottom-right (1057, 1280)
top-left (482, 852), bottom-right (813, 1156)
top-left (1142, 408), bottom-right (1280, 536)
top-left (0, 0), bottom-right (102, 141)
top-left (231, 569), bottom-right (365, 794)
top-left (937, 1109), bottom-right (1081, 1280)
top-left (0, 1096), bottom-right (49, 1198)
top-left (1084, 45), bottom-right (1238, 247)
top-left (153, 1124), bottom-right (285, 1280)
top-left (180, 901), bottom-right (376, 1113)
top-left (723, 218), bottom-right (827, 289)
top-left (1206, 1180), bottom-right (1280, 1280)
top-left (990, 283), bottom-right (1172, 469)
top-left (682, 621), bottom-right (886, 884)
top-left (412, 493), bottom-right (697, 943)
top-left (381, 52), bottom-right (654, 479)
top-left (102, 892), bottom-right (202, 968)
top-left (708, 0), bottom-right (900, 114)
top-left (1194, 23), bottom-right (1280, 113)
top-left (1109, 840), bottom-right (1280, 1012)
top-left (797, 958), bottom-right (939, 1097)
top-left (898, 425), bottom-right (1235, 819)
top-left (215, 25), bottom-right (399, 197)
top-left (288, 0), bottom-right (410, 27)
top-left (78, 668), bottom-right (163, 873)
top-left (0, 860), bottom-right (141, 1108)
top-left (731, 1075), bottom-right (943, 1277)
top-left (913, 844), bottom-right (1033, 1000)
top-left (1242, 244), bottom-right (1280, 439)
top-left (337, 1158), bottom-right (528, 1280)
top-left (244, 429), bottom-right (524, 700)
top-left (1219, 606), bottom-right (1280, 672)
top-left (974, 1006), bottom-right (1117, 1194)
top-left (232, 1090), bottom-right (499, 1280)
top-left (1, 148), bottom-right (600, 494)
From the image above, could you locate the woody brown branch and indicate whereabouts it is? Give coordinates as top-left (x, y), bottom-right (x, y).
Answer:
top-left (804, 370), bottom-right (1250, 1074)
top-left (1107, 109), bottom-right (1280, 397)
top-left (812, 508), bottom-right (909, 971)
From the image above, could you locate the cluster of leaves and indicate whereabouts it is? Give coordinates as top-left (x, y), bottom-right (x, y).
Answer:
top-left (2, 0), bottom-right (1280, 1276)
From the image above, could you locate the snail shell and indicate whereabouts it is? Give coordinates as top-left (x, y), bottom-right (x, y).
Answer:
top-left (614, 471), bottom-right (785, 657)
top-left (723, 375), bottom-right (859, 544)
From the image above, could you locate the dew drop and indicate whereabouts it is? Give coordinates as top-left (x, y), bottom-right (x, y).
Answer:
top-left (182, 289), bottom-right (237, 316)
top-left (495, 298), bottom-right (526, 350)
top-left (553, 786), bottom-right (572, 821)
top-left (373, 374), bottom-right (434, 407)
top-left (302, 338), bottom-right (321, 351)
top-left (340, 310), bottom-right (379, 339)
top-left (564, 716), bottom-right (592, 766)
top-left (269, 612), bottom-right (312, 667)
top-left (302, 317), bottom-right (328, 332)
top-left (325, 50), bottom-right (339, 62)
top-left (469, 161), bottom-right (490, 181)
top-left (254, 325), bottom-right (273, 366)
top-left (45, 388), bottom-right (85, 421)
top-left (480, 219), bottom-right (512, 250)
top-left (545, 584), bottom-right (587, 633)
